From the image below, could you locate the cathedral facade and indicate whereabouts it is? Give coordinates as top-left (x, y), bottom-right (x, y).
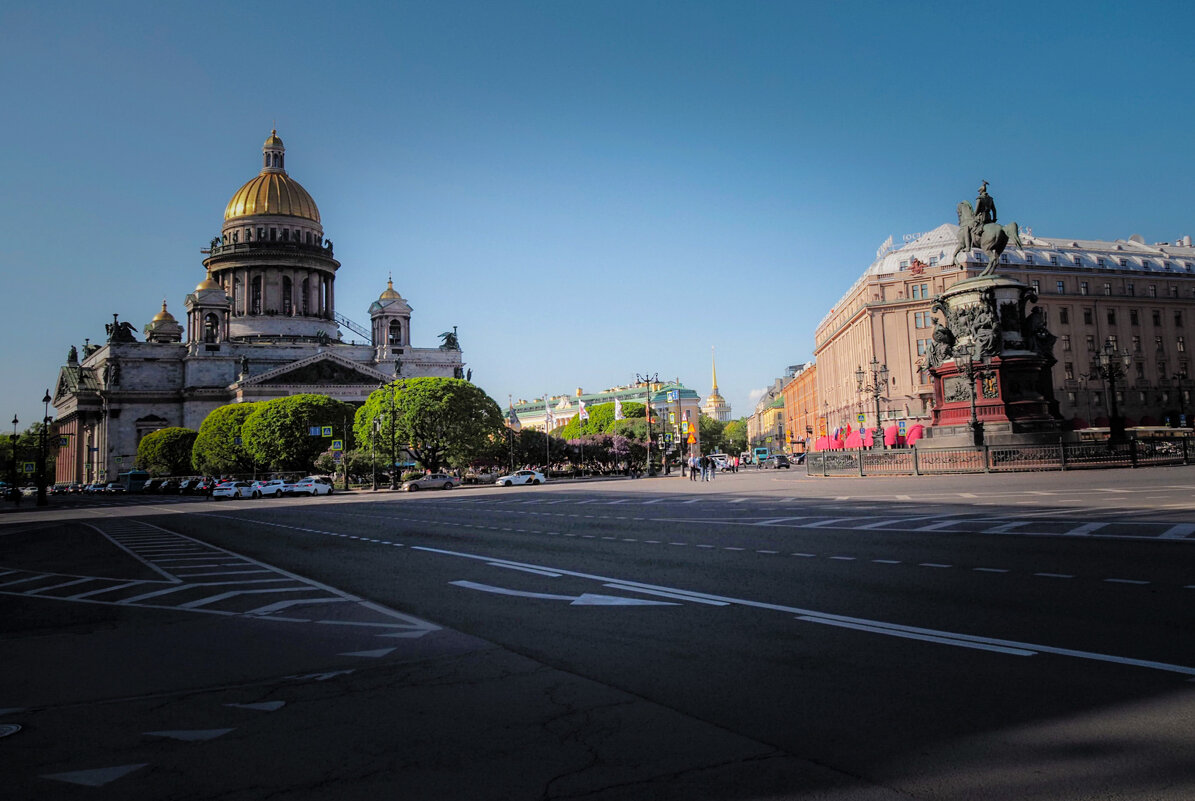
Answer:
top-left (52, 131), bottom-right (464, 484)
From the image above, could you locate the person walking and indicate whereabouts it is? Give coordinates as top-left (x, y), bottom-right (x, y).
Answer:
top-left (689, 454), bottom-right (699, 481)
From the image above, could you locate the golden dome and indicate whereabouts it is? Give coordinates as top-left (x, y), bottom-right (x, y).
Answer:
top-left (264, 129), bottom-right (284, 148)
top-left (379, 278), bottom-right (402, 300)
top-left (152, 300), bottom-right (177, 322)
top-left (224, 171), bottom-right (320, 223)
top-left (196, 273), bottom-right (221, 292)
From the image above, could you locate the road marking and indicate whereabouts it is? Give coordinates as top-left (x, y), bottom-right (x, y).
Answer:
top-left (339, 647), bottom-right (397, 658)
top-left (871, 559), bottom-right (901, 564)
top-left (1035, 573), bottom-right (1075, 579)
top-left (145, 728), bottom-right (234, 742)
top-left (752, 516), bottom-right (808, 526)
top-left (973, 567), bottom-right (1009, 573)
top-left (919, 563), bottom-right (951, 568)
top-left (1062, 522), bottom-right (1109, 536)
top-left (1104, 578), bottom-right (1150, 585)
top-left (1160, 524), bottom-right (1195, 539)
top-left (601, 583), bottom-right (729, 605)
top-left (42, 764), bottom-right (150, 787)
top-left (798, 617), bottom-right (1037, 656)
top-left (449, 580), bottom-right (678, 606)
top-left (225, 701), bottom-right (285, 712)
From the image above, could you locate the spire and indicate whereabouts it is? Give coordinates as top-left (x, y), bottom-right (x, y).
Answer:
top-left (711, 346), bottom-right (719, 392)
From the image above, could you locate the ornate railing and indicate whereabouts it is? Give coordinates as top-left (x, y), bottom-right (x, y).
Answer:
top-left (806, 437), bottom-right (1191, 476)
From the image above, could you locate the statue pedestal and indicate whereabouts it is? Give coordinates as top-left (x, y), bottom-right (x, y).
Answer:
top-left (923, 274), bottom-right (1062, 448)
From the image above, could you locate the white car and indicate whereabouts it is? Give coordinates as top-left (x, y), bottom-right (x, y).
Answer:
top-left (212, 481), bottom-right (255, 499)
top-left (293, 476), bottom-right (334, 496)
top-left (495, 469), bottom-right (546, 487)
top-left (252, 479), bottom-right (294, 498)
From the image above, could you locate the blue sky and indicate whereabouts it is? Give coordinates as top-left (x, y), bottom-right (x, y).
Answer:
top-left (3, 0), bottom-right (1195, 429)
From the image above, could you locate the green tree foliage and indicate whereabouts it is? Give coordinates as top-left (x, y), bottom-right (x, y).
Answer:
top-left (1, 422), bottom-right (58, 483)
top-left (723, 419), bottom-right (748, 455)
top-left (509, 427), bottom-right (571, 468)
top-left (191, 402), bottom-right (258, 475)
top-left (241, 394), bottom-right (356, 472)
top-left (699, 414), bottom-right (727, 453)
top-left (355, 378), bottom-right (504, 473)
top-left (137, 427), bottom-right (198, 476)
top-left (557, 401), bottom-right (645, 439)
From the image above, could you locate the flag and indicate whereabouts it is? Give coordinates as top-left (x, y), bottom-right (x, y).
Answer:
top-left (507, 401), bottom-right (522, 432)
top-left (614, 397), bottom-right (624, 420)
top-left (578, 398), bottom-right (589, 421)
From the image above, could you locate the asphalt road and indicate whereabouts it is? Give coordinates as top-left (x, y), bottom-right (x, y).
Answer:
top-left (2, 467), bottom-right (1193, 800)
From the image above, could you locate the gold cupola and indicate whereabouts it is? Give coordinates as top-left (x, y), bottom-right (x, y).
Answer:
top-left (223, 129), bottom-right (321, 223)
top-left (152, 300), bottom-right (177, 322)
top-left (146, 299), bottom-right (184, 343)
top-left (379, 277), bottom-right (402, 300)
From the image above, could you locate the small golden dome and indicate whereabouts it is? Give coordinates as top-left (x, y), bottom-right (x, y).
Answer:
top-left (196, 273), bottom-right (221, 292)
top-left (224, 172), bottom-right (320, 223)
top-left (152, 300), bottom-right (177, 322)
top-left (379, 278), bottom-right (402, 300)
top-left (264, 128), bottom-right (284, 149)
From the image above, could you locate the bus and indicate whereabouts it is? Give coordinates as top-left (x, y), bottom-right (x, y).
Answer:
top-left (752, 447), bottom-right (769, 464)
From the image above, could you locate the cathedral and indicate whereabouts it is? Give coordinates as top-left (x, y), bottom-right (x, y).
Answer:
top-left (52, 131), bottom-right (464, 484)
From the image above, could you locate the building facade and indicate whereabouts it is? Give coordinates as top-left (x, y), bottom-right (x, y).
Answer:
top-left (701, 350), bottom-right (732, 422)
top-left (780, 362), bottom-right (818, 453)
top-left (813, 225), bottom-right (1195, 436)
top-left (52, 131), bottom-right (464, 484)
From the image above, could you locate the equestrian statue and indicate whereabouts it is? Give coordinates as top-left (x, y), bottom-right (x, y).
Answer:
top-left (950, 181), bottom-right (1022, 277)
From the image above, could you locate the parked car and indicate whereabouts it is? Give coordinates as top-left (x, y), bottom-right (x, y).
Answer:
top-left (709, 454), bottom-right (733, 471)
top-left (212, 480), bottom-right (254, 500)
top-left (292, 476), bottom-right (334, 496)
top-left (84, 483), bottom-right (106, 493)
top-left (66, 483), bottom-right (84, 494)
top-left (157, 479), bottom-right (180, 494)
top-left (104, 482), bottom-right (126, 493)
top-left (178, 478), bottom-right (204, 495)
top-left (49, 484), bottom-right (70, 495)
top-left (762, 454), bottom-right (791, 469)
top-left (495, 469), bottom-right (546, 487)
top-left (403, 473), bottom-right (461, 492)
top-left (20, 486), bottom-right (38, 498)
top-left (252, 479), bottom-right (294, 498)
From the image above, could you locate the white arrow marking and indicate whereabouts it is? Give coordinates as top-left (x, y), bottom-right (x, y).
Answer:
top-left (339, 647), bottom-right (396, 658)
top-left (284, 669), bottom-right (355, 681)
top-left (224, 701), bottom-right (285, 712)
top-left (450, 580), bottom-right (677, 606)
top-left (42, 764), bottom-right (149, 787)
top-left (145, 728), bottom-right (234, 742)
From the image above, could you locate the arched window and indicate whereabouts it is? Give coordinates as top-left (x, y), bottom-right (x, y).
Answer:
top-left (388, 320), bottom-right (402, 346)
top-left (251, 276), bottom-right (262, 315)
top-left (282, 277), bottom-right (293, 315)
top-left (203, 313), bottom-right (219, 343)
top-left (300, 278), bottom-right (309, 316)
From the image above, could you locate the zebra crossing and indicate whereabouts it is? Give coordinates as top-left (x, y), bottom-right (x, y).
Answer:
top-left (0, 519), bottom-right (438, 633)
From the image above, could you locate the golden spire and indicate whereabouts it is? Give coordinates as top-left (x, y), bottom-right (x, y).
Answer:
top-left (711, 346), bottom-right (719, 393)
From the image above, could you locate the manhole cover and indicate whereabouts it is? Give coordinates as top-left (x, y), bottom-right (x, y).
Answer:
top-left (0, 724), bottom-right (21, 738)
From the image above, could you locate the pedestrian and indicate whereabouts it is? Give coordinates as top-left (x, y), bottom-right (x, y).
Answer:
top-left (689, 454), bottom-right (698, 481)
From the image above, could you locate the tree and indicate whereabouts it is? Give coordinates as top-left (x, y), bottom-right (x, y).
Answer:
top-left (137, 428), bottom-right (198, 476)
top-left (699, 414), bottom-right (727, 453)
top-left (191, 402), bottom-right (258, 475)
top-left (355, 378), bottom-right (504, 473)
top-left (723, 419), bottom-right (748, 455)
top-left (1, 422), bottom-right (58, 484)
top-left (241, 394), bottom-right (356, 472)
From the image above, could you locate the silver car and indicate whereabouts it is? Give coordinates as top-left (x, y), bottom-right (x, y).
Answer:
top-left (403, 473), bottom-right (461, 492)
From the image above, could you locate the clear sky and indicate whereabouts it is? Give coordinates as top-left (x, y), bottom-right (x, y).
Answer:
top-left (3, 0), bottom-right (1194, 430)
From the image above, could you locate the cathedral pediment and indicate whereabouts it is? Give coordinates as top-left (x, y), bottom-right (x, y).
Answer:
top-left (238, 352), bottom-right (389, 388)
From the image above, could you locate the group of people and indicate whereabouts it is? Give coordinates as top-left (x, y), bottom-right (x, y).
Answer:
top-left (683, 453), bottom-right (740, 482)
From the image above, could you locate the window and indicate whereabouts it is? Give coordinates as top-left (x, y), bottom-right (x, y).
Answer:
top-left (1094, 392), bottom-right (1104, 406)
top-left (1155, 335), bottom-right (1164, 352)
top-left (1073, 255), bottom-right (1083, 266)
top-left (250, 276), bottom-right (262, 315)
top-left (1080, 282), bottom-right (1089, 295)
top-left (1143, 260), bottom-right (1152, 270)
top-left (1103, 282), bottom-right (1111, 295)
top-left (1176, 311), bottom-right (1184, 327)
top-left (916, 339), bottom-right (929, 355)
top-left (1130, 309), bottom-right (1140, 326)
top-left (1066, 391), bottom-right (1077, 404)
top-left (1107, 335), bottom-right (1119, 350)
top-left (1148, 284), bottom-right (1157, 297)
top-left (910, 284), bottom-right (920, 299)
top-left (1179, 336), bottom-right (1187, 353)
top-left (1170, 286), bottom-right (1180, 298)
top-left (1050, 255), bottom-right (1059, 266)
top-left (1180, 362), bottom-right (1189, 379)
top-left (1083, 308), bottom-right (1093, 325)
top-left (1135, 362), bottom-right (1145, 379)
top-left (1031, 279), bottom-right (1040, 293)
top-left (1119, 258), bottom-right (1128, 267)
top-left (1132, 335), bottom-right (1141, 352)
top-left (1064, 362), bottom-right (1074, 380)
top-left (914, 311), bottom-right (927, 328)
top-left (1153, 310), bottom-right (1162, 326)
top-left (899, 260), bottom-right (909, 270)
top-left (928, 256), bottom-right (938, 267)
top-left (1001, 253), bottom-right (1009, 263)
top-left (1056, 280), bottom-right (1065, 294)
top-left (1026, 254), bottom-right (1034, 265)
top-left (1107, 310), bottom-right (1116, 325)
top-left (1086, 334), bottom-right (1096, 350)
top-left (1059, 308), bottom-right (1069, 324)
top-left (1158, 361), bottom-right (1167, 377)
top-left (282, 276), bottom-right (292, 315)
top-left (1164, 261), bottom-right (1172, 270)
top-left (1126, 282), bottom-right (1135, 296)
top-left (920, 283), bottom-right (928, 297)
top-left (1062, 334), bottom-right (1072, 351)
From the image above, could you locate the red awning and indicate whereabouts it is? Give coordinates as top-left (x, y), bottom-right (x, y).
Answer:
top-left (906, 424), bottom-right (924, 446)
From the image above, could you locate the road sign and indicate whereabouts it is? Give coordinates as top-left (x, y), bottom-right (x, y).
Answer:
top-left (898, 420), bottom-right (907, 433)
top-left (669, 412), bottom-right (675, 424)
top-left (321, 426), bottom-right (333, 438)
top-left (681, 421), bottom-right (689, 433)
top-left (331, 439), bottom-right (344, 451)
top-left (667, 390), bottom-right (678, 402)
top-left (1183, 414), bottom-right (1188, 426)
top-left (856, 413), bottom-right (865, 424)
top-left (309, 426), bottom-right (321, 436)
top-left (687, 431), bottom-right (696, 445)
top-left (22, 462), bottom-right (35, 473)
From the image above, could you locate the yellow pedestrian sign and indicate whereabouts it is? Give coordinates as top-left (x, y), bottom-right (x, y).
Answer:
top-left (322, 426), bottom-right (333, 437)
top-left (331, 439), bottom-right (344, 451)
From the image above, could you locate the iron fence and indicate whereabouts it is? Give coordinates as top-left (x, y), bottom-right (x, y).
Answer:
top-left (806, 437), bottom-right (1191, 476)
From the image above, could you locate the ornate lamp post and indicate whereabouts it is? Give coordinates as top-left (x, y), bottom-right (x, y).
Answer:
top-left (855, 358), bottom-right (889, 447)
top-left (37, 390), bottom-right (51, 506)
top-left (954, 343), bottom-right (996, 446)
top-left (636, 372), bottom-right (659, 476)
top-left (8, 414), bottom-right (17, 502)
top-left (1092, 340), bottom-right (1133, 442)
top-left (1172, 373), bottom-right (1192, 427)
top-left (379, 379), bottom-right (404, 489)
top-left (370, 416), bottom-right (381, 491)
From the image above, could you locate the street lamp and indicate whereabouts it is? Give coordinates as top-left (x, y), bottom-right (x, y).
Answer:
top-left (1092, 340), bottom-right (1133, 442)
top-left (370, 416), bottom-right (380, 491)
top-left (37, 390), bottom-right (51, 506)
top-left (379, 379), bottom-right (404, 489)
top-left (636, 372), bottom-right (659, 476)
top-left (8, 414), bottom-right (17, 503)
top-left (955, 343), bottom-right (995, 446)
top-left (855, 358), bottom-right (889, 447)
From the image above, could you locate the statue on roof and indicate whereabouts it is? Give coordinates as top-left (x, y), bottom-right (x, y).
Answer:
top-left (438, 326), bottom-right (460, 350)
top-left (105, 313), bottom-right (139, 343)
top-left (950, 182), bottom-right (1023, 277)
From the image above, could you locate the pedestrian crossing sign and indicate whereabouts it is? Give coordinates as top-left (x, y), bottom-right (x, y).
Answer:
top-left (22, 462), bottom-right (35, 473)
top-left (331, 439), bottom-right (344, 451)
top-left (856, 413), bottom-right (865, 424)
top-left (322, 426), bottom-right (334, 437)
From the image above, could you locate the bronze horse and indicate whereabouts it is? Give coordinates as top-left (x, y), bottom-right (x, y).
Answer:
top-left (951, 200), bottom-right (1022, 277)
